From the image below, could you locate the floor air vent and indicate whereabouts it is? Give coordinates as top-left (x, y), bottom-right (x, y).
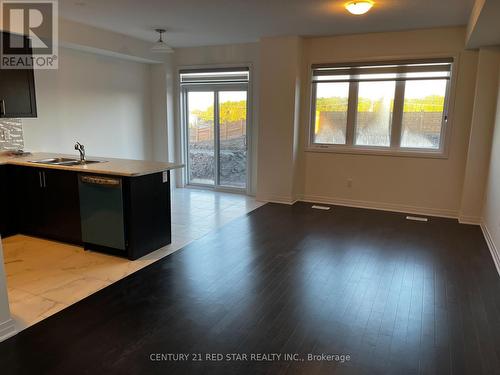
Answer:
top-left (406, 216), bottom-right (428, 222)
top-left (312, 205), bottom-right (331, 211)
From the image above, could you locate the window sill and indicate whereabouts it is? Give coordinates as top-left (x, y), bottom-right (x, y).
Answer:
top-left (305, 145), bottom-right (449, 159)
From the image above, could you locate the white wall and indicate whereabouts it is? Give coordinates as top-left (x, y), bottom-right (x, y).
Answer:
top-left (257, 37), bottom-right (303, 203)
top-left (460, 48), bottom-right (500, 222)
top-left (150, 62), bottom-right (169, 162)
top-left (481, 57), bottom-right (500, 273)
top-left (255, 27), bottom-right (479, 216)
top-left (150, 58), bottom-right (179, 186)
top-left (172, 43), bottom-right (260, 194)
top-left (23, 47), bottom-right (154, 160)
top-left (299, 28), bottom-right (478, 217)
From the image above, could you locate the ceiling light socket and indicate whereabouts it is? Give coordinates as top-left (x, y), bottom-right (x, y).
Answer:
top-left (152, 28), bottom-right (174, 53)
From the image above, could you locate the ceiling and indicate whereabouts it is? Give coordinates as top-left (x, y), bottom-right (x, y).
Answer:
top-left (60, 0), bottom-right (475, 48)
top-left (466, 0), bottom-right (500, 48)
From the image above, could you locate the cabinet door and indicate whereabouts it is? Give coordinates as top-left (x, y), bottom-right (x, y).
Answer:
top-left (0, 32), bottom-right (37, 118)
top-left (43, 169), bottom-right (82, 244)
top-left (0, 165), bottom-right (16, 237)
top-left (14, 167), bottom-right (45, 236)
top-left (0, 69), bottom-right (37, 117)
top-left (0, 166), bottom-right (7, 236)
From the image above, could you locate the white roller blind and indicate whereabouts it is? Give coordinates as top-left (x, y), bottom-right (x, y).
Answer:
top-left (312, 58), bottom-right (453, 83)
top-left (180, 68), bottom-right (249, 84)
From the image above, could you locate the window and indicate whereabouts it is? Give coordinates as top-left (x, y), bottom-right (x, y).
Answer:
top-left (401, 79), bottom-right (447, 149)
top-left (310, 59), bottom-right (453, 155)
top-left (355, 81), bottom-right (395, 147)
top-left (313, 82), bottom-right (349, 144)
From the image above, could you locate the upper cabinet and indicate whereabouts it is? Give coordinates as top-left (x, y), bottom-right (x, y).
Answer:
top-left (0, 32), bottom-right (37, 118)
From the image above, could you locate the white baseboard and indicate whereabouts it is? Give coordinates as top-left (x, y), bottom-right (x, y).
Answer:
top-left (297, 194), bottom-right (459, 219)
top-left (480, 223), bottom-right (500, 277)
top-left (0, 318), bottom-right (17, 342)
top-left (256, 193), bottom-right (296, 205)
top-left (458, 215), bottom-right (482, 225)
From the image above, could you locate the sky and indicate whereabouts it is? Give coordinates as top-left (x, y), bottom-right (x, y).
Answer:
top-left (188, 91), bottom-right (247, 112)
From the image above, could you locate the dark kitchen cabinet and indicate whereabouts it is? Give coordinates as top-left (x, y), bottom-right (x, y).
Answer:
top-left (43, 169), bottom-right (82, 243)
top-left (0, 165), bottom-right (16, 238)
top-left (123, 172), bottom-right (171, 259)
top-left (0, 32), bottom-right (37, 118)
top-left (3, 165), bottom-right (172, 259)
top-left (15, 167), bottom-right (81, 244)
top-left (13, 166), bottom-right (44, 237)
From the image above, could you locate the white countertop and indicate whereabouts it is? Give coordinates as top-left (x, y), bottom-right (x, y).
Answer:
top-left (0, 152), bottom-right (184, 177)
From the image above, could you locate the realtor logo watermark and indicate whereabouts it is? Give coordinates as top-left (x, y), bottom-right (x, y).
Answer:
top-left (0, 0), bottom-right (58, 69)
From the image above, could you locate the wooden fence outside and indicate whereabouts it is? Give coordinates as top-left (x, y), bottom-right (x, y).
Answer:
top-left (189, 120), bottom-right (246, 143)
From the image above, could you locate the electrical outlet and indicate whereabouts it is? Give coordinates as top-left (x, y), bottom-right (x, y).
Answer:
top-left (347, 178), bottom-right (353, 188)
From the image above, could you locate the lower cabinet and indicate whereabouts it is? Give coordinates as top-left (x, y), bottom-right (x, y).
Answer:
top-left (14, 166), bottom-right (82, 244)
top-left (79, 171), bottom-right (172, 260)
top-left (0, 165), bottom-right (16, 238)
top-left (123, 171), bottom-right (171, 259)
top-left (3, 166), bottom-right (171, 259)
top-left (43, 169), bottom-right (82, 243)
top-left (14, 166), bottom-right (44, 237)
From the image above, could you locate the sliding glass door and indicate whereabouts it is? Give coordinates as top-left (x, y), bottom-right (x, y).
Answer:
top-left (218, 90), bottom-right (247, 188)
top-left (186, 90), bottom-right (216, 185)
top-left (183, 85), bottom-right (248, 191)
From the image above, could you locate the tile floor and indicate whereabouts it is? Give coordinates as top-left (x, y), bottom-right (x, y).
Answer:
top-left (2, 188), bottom-right (265, 330)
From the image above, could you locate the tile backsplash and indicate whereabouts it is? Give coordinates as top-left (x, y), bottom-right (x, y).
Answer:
top-left (0, 119), bottom-right (23, 150)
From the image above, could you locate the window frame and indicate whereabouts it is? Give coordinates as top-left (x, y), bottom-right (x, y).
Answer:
top-left (306, 56), bottom-right (457, 159)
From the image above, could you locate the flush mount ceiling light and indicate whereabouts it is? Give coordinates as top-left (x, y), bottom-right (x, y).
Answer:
top-left (345, 0), bottom-right (374, 15)
top-left (151, 29), bottom-right (174, 53)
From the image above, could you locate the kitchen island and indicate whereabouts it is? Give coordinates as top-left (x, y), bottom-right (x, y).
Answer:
top-left (0, 152), bottom-right (183, 260)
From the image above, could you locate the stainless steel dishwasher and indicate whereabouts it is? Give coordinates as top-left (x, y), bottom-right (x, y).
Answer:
top-left (78, 175), bottom-right (126, 251)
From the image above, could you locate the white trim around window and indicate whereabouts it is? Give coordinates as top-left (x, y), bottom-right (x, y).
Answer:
top-left (305, 56), bottom-right (459, 159)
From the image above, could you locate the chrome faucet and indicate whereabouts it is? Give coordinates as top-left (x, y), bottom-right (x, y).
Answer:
top-left (74, 142), bottom-right (86, 162)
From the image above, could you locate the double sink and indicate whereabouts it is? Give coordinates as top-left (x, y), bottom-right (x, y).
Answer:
top-left (29, 157), bottom-right (105, 167)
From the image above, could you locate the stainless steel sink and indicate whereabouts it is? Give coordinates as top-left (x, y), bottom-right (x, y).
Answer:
top-left (29, 158), bottom-right (105, 166)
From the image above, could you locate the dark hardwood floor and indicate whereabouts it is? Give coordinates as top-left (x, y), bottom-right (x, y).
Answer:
top-left (1, 202), bottom-right (500, 374)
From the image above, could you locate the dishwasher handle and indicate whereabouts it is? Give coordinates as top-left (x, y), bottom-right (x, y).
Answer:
top-left (80, 175), bottom-right (121, 187)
